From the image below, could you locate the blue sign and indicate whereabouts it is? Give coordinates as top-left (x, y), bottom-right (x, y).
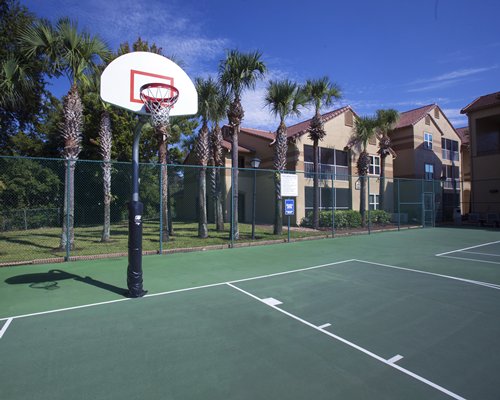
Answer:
top-left (284, 199), bottom-right (295, 216)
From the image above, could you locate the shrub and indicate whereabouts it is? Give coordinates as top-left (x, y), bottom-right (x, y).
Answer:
top-left (368, 210), bottom-right (391, 225)
top-left (300, 210), bottom-right (362, 229)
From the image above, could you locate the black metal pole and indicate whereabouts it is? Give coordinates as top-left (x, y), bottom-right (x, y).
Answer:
top-left (252, 168), bottom-right (257, 240)
top-left (127, 119), bottom-right (147, 298)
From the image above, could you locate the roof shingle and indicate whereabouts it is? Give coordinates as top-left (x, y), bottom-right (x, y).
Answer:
top-left (461, 91), bottom-right (500, 114)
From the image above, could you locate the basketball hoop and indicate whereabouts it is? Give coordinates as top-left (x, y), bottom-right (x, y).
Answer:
top-left (140, 83), bottom-right (179, 127)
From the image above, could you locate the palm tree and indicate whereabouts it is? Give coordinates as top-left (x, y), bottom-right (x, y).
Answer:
top-left (0, 56), bottom-right (35, 110)
top-left (348, 116), bottom-right (379, 227)
top-left (209, 86), bottom-right (229, 232)
top-left (304, 77), bottom-right (341, 229)
top-left (20, 18), bottom-right (110, 251)
top-left (219, 50), bottom-right (266, 240)
top-left (98, 106), bottom-right (112, 242)
top-left (195, 77), bottom-right (218, 238)
top-left (265, 80), bottom-right (306, 235)
top-left (375, 109), bottom-right (399, 211)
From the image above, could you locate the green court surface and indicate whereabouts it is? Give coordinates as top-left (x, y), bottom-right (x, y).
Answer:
top-left (1, 227), bottom-right (499, 399)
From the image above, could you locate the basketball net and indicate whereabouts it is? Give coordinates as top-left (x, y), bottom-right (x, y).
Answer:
top-left (140, 83), bottom-right (179, 127)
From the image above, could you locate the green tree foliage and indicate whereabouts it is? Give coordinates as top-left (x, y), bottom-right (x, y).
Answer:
top-left (0, 0), bottom-right (50, 154)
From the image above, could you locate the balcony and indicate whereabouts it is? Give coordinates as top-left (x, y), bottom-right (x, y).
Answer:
top-left (443, 178), bottom-right (460, 190)
top-left (304, 162), bottom-right (348, 181)
top-left (441, 149), bottom-right (459, 161)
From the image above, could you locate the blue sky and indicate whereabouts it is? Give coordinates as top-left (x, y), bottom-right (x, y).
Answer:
top-left (21, 0), bottom-right (500, 130)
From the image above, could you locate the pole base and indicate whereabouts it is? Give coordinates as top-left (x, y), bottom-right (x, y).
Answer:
top-left (125, 289), bottom-right (148, 298)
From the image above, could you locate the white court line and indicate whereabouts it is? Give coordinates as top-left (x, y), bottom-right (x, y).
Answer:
top-left (318, 323), bottom-right (331, 329)
top-left (461, 250), bottom-right (500, 257)
top-left (0, 318), bottom-right (13, 339)
top-left (435, 255), bottom-right (500, 267)
top-left (387, 354), bottom-right (404, 364)
top-left (0, 259), bottom-right (354, 322)
top-left (355, 259), bottom-right (500, 290)
top-left (436, 240), bottom-right (500, 257)
top-left (226, 282), bottom-right (466, 400)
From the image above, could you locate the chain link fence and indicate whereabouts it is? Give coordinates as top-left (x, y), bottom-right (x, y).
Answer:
top-left (0, 156), bottom-right (482, 265)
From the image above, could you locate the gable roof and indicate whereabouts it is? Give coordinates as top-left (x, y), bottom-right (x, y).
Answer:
top-left (461, 91), bottom-right (500, 114)
top-left (223, 106), bottom-right (355, 144)
top-left (394, 104), bottom-right (436, 129)
top-left (285, 106), bottom-right (356, 140)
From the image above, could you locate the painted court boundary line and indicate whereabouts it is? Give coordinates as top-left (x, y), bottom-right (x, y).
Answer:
top-left (435, 240), bottom-right (500, 257)
top-left (437, 254), bottom-right (500, 266)
top-left (226, 282), bottom-right (466, 400)
top-left (355, 259), bottom-right (500, 290)
top-left (0, 259), bottom-right (355, 322)
top-left (0, 318), bottom-right (13, 339)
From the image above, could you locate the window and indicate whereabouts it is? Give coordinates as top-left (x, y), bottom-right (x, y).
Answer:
top-left (369, 155), bottom-right (380, 175)
top-left (425, 115), bottom-right (431, 125)
top-left (441, 138), bottom-right (459, 161)
top-left (424, 163), bottom-right (434, 180)
top-left (424, 132), bottom-right (433, 150)
top-left (476, 116), bottom-right (500, 155)
top-left (305, 187), bottom-right (349, 210)
top-left (369, 194), bottom-right (379, 210)
top-left (442, 165), bottom-right (460, 189)
top-left (304, 145), bottom-right (349, 180)
top-left (238, 156), bottom-right (245, 168)
top-left (434, 108), bottom-right (440, 119)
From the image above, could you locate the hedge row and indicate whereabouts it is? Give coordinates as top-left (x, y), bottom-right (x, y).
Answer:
top-left (301, 209), bottom-right (392, 229)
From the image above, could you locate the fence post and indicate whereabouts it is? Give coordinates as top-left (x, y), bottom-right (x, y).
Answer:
top-left (230, 167), bottom-right (234, 248)
top-left (331, 176), bottom-right (335, 238)
top-left (367, 176), bottom-right (371, 234)
top-left (397, 178), bottom-right (401, 231)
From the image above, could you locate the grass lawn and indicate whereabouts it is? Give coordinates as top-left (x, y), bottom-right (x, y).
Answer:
top-left (0, 221), bottom-right (325, 265)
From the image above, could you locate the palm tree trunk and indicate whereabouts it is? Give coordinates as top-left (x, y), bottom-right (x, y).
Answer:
top-left (312, 139), bottom-right (320, 229)
top-left (228, 98), bottom-right (244, 241)
top-left (360, 174), bottom-right (367, 227)
top-left (274, 122), bottom-right (287, 235)
top-left (198, 168), bottom-right (208, 238)
top-left (60, 159), bottom-right (76, 250)
top-left (215, 169), bottom-right (224, 231)
top-left (101, 159), bottom-right (111, 242)
top-left (157, 125), bottom-right (169, 242)
top-left (59, 83), bottom-right (82, 251)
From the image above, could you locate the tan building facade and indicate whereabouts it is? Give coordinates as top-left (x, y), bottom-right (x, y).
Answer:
top-left (461, 91), bottom-right (500, 214)
top-left (389, 104), bottom-right (462, 220)
top-left (180, 106), bottom-right (393, 225)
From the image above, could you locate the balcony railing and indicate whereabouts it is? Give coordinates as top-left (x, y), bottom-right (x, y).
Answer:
top-left (442, 149), bottom-right (459, 161)
top-left (304, 162), bottom-right (348, 181)
top-left (443, 178), bottom-right (460, 190)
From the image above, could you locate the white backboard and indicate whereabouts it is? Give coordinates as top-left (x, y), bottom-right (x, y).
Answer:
top-left (100, 52), bottom-right (197, 116)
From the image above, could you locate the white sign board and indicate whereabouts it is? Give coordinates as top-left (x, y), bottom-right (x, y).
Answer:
top-left (280, 173), bottom-right (298, 197)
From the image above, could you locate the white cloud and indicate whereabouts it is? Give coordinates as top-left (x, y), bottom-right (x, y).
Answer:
top-left (442, 108), bottom-right (467, 128)
top-left (406, 66), bottom-right (497, 93)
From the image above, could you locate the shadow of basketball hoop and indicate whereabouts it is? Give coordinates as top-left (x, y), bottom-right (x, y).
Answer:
top-left (5, 269), bottom-right (127, 296)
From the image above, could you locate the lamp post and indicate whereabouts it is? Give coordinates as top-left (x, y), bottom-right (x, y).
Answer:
top-left (250, 157), bottom-right (261, 240)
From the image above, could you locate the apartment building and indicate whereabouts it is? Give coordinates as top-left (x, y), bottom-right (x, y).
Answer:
top-left (461, 91), bottom-right (500, 214)
top-left (389, 104), bottom-right (462, 220)
top-left (180, 106), bottom-right (392, 225)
